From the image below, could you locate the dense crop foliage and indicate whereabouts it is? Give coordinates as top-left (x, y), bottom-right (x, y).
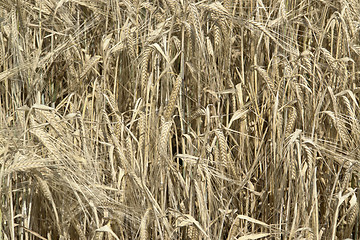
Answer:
top-left (1, 0), bottom-right (360, 239)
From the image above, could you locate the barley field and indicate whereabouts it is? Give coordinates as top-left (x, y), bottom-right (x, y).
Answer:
top-left (0, 0), bottom-right (360, 239)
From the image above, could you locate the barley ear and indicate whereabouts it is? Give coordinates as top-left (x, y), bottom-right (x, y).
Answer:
top-left (285, 106), bottom-right (297, 136)
top-left (163, 75), bottom-right (182, 121)
top-left (187, 225), bottom-right (199, 240)
top-left (227, 216), bottom-right (240, 240)
top-left (141, 46), bottom-right (153, 96)
top-left (140, 208), bottom-right (152, 240)
top-left (159, 120), bottom-right (173, 159)
top-left (344, 194), bottom-right (359, 237)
